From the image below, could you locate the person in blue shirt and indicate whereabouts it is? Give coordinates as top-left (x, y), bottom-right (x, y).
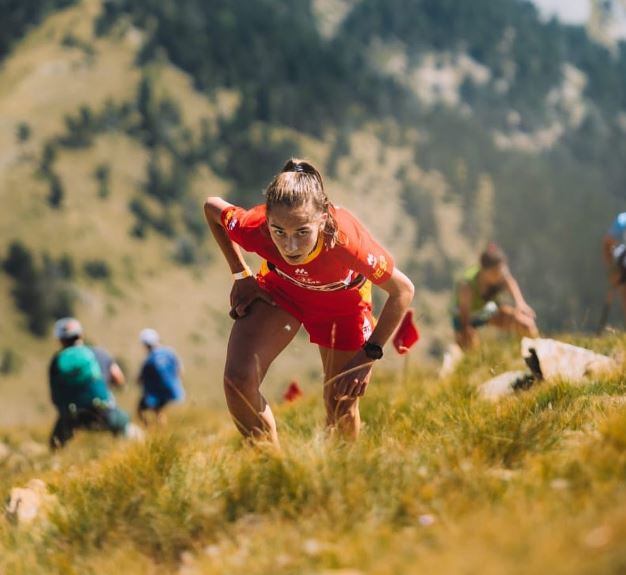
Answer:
top-left (602, 212), bottom-right (626, 323)
top-left (137, 328), bottom-right (185, 425)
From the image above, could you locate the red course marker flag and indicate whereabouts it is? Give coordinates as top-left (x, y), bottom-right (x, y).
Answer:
top-left (392, 310), bottom-right (420, 354)
top-left (283, 381), bottom-right (303, 403)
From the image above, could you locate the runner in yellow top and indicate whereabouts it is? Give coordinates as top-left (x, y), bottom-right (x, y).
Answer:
top-left (452, 243), bottom-right (538, 350)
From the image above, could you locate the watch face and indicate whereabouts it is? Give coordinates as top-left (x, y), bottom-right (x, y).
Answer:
top-left (364, 342), bottom-right (383, 360)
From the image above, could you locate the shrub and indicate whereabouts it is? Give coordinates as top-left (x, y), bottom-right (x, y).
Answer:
top-left (172, 235), bottom-right (198, 265)
top-left (83, 259), bottom-right (112, 280)
top-left (60, 105), bottom-right (96, 148)
top-left (39, 142), bottom-right (57, 175)
top-left (3, 242), bottom-right (76, 337)
top-left (94, 163), bottom-right (111, 198)
top-left (16, 122), bottom-right (31, 144)
top-left (47, 173), bottom-right (65, 208)
top-left (0, 349), bottom-right (21, 375)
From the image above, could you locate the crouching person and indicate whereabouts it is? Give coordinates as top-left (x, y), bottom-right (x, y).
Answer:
top-left (49, 317), bottom-right (136, 449)
top-left (452, 243), bottom-right (538, 350)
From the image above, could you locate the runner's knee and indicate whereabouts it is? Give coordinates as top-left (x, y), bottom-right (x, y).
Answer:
top-left (325, 394), bottom-right (357, 420)
top-left (224, 361), bottom-right (263, 398)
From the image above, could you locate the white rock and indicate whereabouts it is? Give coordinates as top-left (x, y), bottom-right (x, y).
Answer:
top-left (302, 538), bottom-right (323, 556)
top-left (522, 337), bottom-right (618, 382)
top-left (5, 479), bottom-right (56, 525)
top-left (418, 514), bottom-right (436, 527)
top-left (550, 478), bottom-right (570, 491)
top-left (479, 370), bottom-right (530, 400)
top-left (203, 544), bottom-right (221, 558)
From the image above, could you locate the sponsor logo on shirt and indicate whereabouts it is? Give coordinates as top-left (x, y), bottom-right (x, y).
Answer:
top-left (271, 265), bottom-right (364, 291)
top-left (372, 255), bottom-right (388, 280)
top-left (362, 316), bottom-right (372, 340)
top-left (224, 210), bottom-right (238, 231)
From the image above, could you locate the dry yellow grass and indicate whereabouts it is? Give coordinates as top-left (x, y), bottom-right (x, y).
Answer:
top-left (2, 336), bottom-right (626, 574)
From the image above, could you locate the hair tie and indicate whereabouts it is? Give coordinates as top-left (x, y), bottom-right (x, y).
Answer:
top-left (293, 164), bottom-right (304, 173)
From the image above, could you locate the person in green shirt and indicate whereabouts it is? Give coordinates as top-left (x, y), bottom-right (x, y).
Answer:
top-left (48, 317), bottom-right (135, 449)
top-left (452, 243), bottom-right (538, 350)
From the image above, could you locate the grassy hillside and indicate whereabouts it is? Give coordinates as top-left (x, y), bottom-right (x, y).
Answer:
top-left (2, 335), bottom-right (626, 574)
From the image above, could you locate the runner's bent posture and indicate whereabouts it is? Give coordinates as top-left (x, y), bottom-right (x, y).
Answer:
top-left (452, 243), bottom-right (538, 350)
top-left (204, 159), bottom-right (414, 445)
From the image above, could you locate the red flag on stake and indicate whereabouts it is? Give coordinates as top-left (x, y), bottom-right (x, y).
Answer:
top-left (393, 310), bottom-right (420, 354)
top-left (283, 381), bottom-right (303, 403)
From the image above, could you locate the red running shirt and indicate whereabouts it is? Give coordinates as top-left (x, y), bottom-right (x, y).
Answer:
top-left (220, 204), bottom-right (394, 318)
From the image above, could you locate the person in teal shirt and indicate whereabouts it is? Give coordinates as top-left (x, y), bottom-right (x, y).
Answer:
top-left (48, 317), bottom-right (133, 449)
top-left (452, 243), bottom-right (538, 350)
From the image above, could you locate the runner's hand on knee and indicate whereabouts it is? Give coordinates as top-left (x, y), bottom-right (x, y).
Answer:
top-left (229, 277), bottom-right (275, 319)
top-left (333, 351), bottom-right (373, 399)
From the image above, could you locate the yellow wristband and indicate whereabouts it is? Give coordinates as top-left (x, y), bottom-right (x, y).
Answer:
top-left (233, 268), bottom-right (252, 280)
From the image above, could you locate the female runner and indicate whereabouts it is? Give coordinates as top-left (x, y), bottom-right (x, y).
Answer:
top-left (204, 159), bottom-right (414, 444)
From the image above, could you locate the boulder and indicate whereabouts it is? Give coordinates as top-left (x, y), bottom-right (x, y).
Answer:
top-left (521, 337), bottom-right (618, 382)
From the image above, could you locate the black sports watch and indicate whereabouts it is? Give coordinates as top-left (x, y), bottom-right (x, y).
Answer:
top-left (362, 341), bottom-right (383, 360)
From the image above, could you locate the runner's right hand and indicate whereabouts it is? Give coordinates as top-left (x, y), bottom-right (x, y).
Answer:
top-left (229, 277), bottom-right (275, 319)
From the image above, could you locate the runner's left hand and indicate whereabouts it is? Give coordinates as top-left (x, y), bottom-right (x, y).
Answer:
top-left (332, 350), bottom-right (374, 400)
top-left (516, 302), bottom-right (536, 319)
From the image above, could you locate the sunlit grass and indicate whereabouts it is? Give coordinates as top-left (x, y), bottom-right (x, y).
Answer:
top-left (2, 337), bottom-right (626, 574)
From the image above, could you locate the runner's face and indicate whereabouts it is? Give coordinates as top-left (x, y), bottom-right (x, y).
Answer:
top-left (267, 203), bottom-right (328, 265)
top-left (481, 265), bottom-right (504, 284)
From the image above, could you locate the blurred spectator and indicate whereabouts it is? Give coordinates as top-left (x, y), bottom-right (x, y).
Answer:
top-left (48, 318), bottom-right (136, 449)
top-left (137, 328), bottom-right (185, 425)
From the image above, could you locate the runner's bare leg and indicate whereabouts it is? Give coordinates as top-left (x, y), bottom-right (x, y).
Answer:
top-left (224, 301), bottom-right (300, 445)
top-left (319, 346), bottom-right (363, 439)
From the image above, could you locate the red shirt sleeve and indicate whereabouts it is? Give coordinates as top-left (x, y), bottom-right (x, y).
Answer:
top-left (338, 209), bottom-right (395, 285)
top-left (220, 204), bottom-right (267, 252)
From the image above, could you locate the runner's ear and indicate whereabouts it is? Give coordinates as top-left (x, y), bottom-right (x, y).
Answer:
top-left (319, 211), bottom-right (328, 229)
